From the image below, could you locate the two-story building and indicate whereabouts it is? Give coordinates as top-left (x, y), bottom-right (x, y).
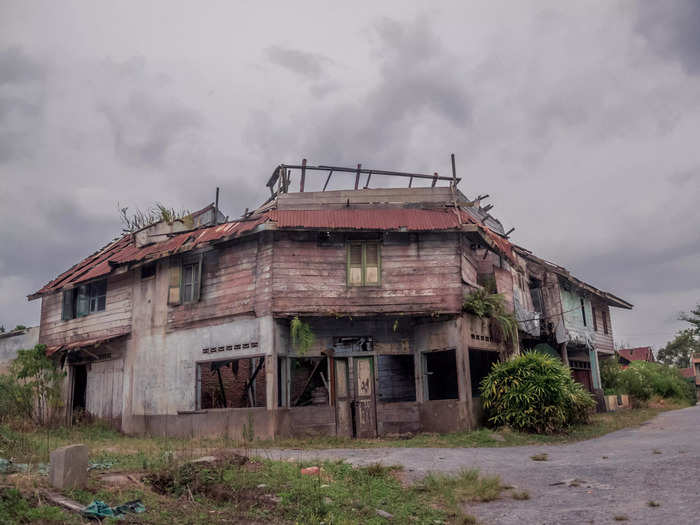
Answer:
top-left (28, 162), bottom-right (631, 438)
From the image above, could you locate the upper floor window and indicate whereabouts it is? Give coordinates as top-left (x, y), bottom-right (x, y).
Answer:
top-left (580, 297), bottom-right (587, 327)
top-left (61, 279), bottom-right (107, 320)
top-left (347, 241), bottom-right (381, 287)
top-left (529, 277), bottom-right (543, 314)
top-left (592, 306), bottom-right (598, 331)
top-left (168, 253), bottom-right (203, 305)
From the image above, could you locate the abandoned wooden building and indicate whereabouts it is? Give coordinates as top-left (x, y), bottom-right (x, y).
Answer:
top-left (28, 161), bottom-right (632, 438)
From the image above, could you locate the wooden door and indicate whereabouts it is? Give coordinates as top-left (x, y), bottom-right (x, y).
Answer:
top-left (353, 357), bottom-right (377, 438)
top-left (334, 359), bottom-right (352, 437)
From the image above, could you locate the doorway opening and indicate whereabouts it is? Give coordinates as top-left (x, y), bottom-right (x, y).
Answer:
top-left (423, 349), bottom-right (459, 400)
top-left (71, 364), bottom-right (87, 422)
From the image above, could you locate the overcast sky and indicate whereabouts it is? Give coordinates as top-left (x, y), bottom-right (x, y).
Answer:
top-left (1, 1), bottom-right (698, 349)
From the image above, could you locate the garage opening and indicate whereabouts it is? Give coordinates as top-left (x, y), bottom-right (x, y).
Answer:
top-left (198, 357), bottom-right (266, 409)
top-left (468, 350), bottom-right (500, 396)
top-left (423, 349), bottom-right (459, 400)
top-left (289, 357), bottom-right (329, 407)
top-left (377, 355), bottom-right (416, 403)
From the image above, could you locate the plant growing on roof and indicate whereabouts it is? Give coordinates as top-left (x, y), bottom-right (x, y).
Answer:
top-left (118, 202), bottom-right (193, 232)
top-left (290, 316), bottom-right (315, 356)
top-left (463, 288), bottom-right (518, 347)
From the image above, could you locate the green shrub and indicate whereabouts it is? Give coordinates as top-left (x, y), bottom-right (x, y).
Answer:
top-left (601, 358), bottom-right (695, 404)
top-left (480, 351), bottom-right (596, 434)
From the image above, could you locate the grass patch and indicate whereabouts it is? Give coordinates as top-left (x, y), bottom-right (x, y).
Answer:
top-left (613, 515), bottom-right (629, 521)
top-left (0, 487), bottom-right (81, 524)
top-left (647, 501), bottom-right (660, 507)
top-left (530, 453), bottom-right (548, 462)
top-left (511, 490), bottom-right (530, 500)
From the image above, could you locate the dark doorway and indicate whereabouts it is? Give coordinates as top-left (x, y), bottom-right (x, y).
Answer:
top-left (469, 350), bottom-right (500, 396)
top-left (72, 365), bottom-right (87, 416)
top-left (424, 349), bottom-right (459, 400)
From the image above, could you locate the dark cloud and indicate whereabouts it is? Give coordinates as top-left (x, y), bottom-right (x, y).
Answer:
top-left (0, 47), bottom-right (45, 85)
top-left (636, 1), bottom-right (700, 74)
top-left (265, 46), bottom-right (331, 79)
top-left (99, 91), bottom-right (201, 167)
top-left (0, 47), bottom-right (46, 162)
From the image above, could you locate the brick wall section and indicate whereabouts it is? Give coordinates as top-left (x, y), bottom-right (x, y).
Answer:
top-left (199, 357), bottom-right (266, 408)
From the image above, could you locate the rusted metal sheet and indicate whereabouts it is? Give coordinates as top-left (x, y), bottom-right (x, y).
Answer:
top-left (270, 208), bottom-right (461, 231)
top-left (45, 333), bottom-right (127, 356)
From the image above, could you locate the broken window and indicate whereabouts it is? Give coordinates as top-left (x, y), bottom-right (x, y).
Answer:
top-left (286, 357), bottom-right (329, 407)
top-left (197, 357), bottom-right (266, 409)
top-left (529, 277), bottom-right (543, 313)
top-left (468, 350), bottom-right (500, 396)
top-left (592, 306), bottom-right (598, 332)
top-left (423, 349), bottom-right (459, 401)
top-left (168, 254), bottom-right (203, 305)
top-left (377, 355), bottom-right (416, 403)
top-left (347, 241), bottom-right (381, 286)
top-left (141, 262), bottom-right (156, 279)
top-left (580, 298), bottom-right (587, 327)
top-left (61, 279), bottom-right (107, 321)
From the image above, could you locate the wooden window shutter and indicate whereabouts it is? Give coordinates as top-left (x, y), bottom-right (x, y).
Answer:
top-left (61, 289), bottom-right (75, 320)
top-left (348, 243), bottom-right (363, 286)
top-left (168, 258), bottom-right (182, 305)
top-left (193, 253), bottom-right (203, 302)
top-left (365, 243), bottom-right (380, 284)
top-left (76, 285), bottom-right (89, 317)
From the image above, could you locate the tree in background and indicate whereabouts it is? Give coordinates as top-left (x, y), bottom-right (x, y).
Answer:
top-left (657, 303), bottom-right (700, 368)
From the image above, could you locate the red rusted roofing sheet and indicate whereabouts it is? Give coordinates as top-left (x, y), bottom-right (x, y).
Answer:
top-left (45, 333), bottom-right (128, 356)
top-left (269, 208), bottom-right (461, 230)
top-left (679, 367), bottom-right (695, 379)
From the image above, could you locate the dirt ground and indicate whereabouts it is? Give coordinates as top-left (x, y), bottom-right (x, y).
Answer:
top-left (254, 405), bottom-right (700, 524)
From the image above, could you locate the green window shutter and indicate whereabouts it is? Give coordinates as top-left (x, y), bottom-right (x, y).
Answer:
top-left (168, 259), bottom-right (182, 305)
top-left (76, 285), bottom-right (89, 317)
top-left (348, 243), bottom-right (363, 286)
top-left (61, 289), bottom-right (75, 320)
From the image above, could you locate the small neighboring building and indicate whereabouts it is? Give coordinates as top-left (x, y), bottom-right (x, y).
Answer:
top-left (688, 353), bottom-right (700, 396)
top-left (0, 326), bottom-right (40, 373)
top-left (618, 347), bottom-right (655, 366)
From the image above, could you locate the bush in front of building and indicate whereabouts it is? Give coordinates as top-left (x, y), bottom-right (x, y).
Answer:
top-left (601, 358), bottom-right (695, 405)
top-left (480, 351), bottom-right (596, 434)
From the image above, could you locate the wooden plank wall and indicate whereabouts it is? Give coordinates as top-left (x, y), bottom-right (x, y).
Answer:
top-left (272, 231), bottom-right (462, 316)
top-left (85, 358), bottom-right (124, 422)
top-left (39, 272), bottom-right (133, 347)
top-left (168, 236), bottom-right (273, 329)
top-left (592, 302), bottom-right (615, 352)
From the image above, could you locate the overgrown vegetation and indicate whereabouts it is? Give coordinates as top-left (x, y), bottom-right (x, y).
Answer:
top-left (600, 358), bottom-right (696, 404)
top-left (0, 344), bottom-right (64, 425)
top-left (0, 488), bottom-right (79, 524)
top-left (480, 351), bottom-right (596, 433)
top-left (119, 202), bottom-right (193, 232)
top-left (462, 288), bottom-right (518, 348)
top-left (290, 316), bottom-right (315, 355)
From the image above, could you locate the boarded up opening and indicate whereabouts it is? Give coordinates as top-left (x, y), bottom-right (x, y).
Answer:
top-left (198, 357), bottom-right (266, 409)
top-left (289, 357), bottom-right (329, 407)
top-left (377, 355), bottom-right (416, 403)
top-left (424, 349), bottom-right (458, 400)
top-left (469, 350), bottom-right (500, 396)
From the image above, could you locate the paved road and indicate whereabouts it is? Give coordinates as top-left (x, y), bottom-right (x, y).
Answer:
top-left (255, 406), bottom-right (700, 524)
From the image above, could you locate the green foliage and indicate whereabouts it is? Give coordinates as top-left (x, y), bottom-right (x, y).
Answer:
top-left (657, 329), bottom-right (699, 368)
top-left (12, 325), bottom-right (27, 332)
top-left (601, 358), bottom-right (695, 404)
top-left (480, 351), bottom-right (596, 434)
top-left (0, 374), bottom-right (33, 425)
top-left (290, 316), bottom-right (315, 355)
top-left (0, 488), bottom-right (76, 524)
top-left (5, 344), bottom-right (65, 425)
top-left (119, 202), bottom-right (192, 232)
top-left (463, 288), bottom-right (518, 345)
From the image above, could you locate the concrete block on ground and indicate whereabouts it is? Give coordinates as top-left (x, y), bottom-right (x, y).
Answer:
top-left (49, 444), bottom-right (88, 490)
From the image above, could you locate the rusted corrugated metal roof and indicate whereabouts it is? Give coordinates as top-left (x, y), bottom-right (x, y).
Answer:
top-left (269, 208), bottom-right (461, 231)
top-left (32, 206), bottom-right (516, 298)
top-left (46, 333), bottom-right (128, 356)
top-left (618, 347), bottom-right (655, 363)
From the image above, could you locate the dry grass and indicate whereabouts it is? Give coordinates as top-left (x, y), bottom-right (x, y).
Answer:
top-left (530, 453), bottom-right (548, 461)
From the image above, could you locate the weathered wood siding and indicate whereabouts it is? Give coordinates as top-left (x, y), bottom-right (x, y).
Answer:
top-left (167, 235), bottom-right (273, 329)
top-left (272, 231), bottom-right (462, 316)
top-left (39, 272), bottom-right (133, 347)
top-left (592, 303), bottom-right (615, 352)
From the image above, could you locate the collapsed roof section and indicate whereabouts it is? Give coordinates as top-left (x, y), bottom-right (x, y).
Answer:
top-left (513, 245), bottom-right (633, 310)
